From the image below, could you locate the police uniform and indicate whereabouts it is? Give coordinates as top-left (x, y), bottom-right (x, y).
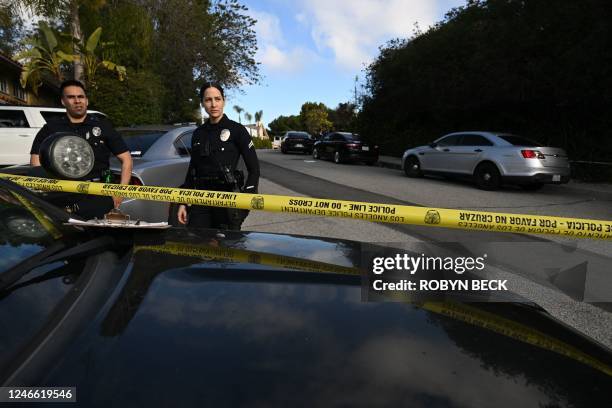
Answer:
top-left (183, 114), bottom-right (260, 230)
top-left (30, 115), bottom-right (129, 219)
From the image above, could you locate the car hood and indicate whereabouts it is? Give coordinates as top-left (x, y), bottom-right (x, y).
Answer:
top-left (1, 180), bottom-right (611, 406)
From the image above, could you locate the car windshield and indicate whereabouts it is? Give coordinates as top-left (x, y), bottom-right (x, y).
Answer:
top-left (498, 134), bottom-right (542, 147)
top-left (287, 132), bottom-right (310, 139)
top-left (119, 130), bottom-right (166, 157)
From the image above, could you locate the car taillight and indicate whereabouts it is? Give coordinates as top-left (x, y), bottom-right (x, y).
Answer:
top-left (346, 143), bottom-right (358, 149)
top-left (130, 176), bottom-right (143, 186)
top-left (521, 150), bottom-right (545, 159)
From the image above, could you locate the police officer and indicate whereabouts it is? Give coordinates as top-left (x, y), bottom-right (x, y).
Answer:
top-left (177, 82), bottom-right (260, 230)
top-left (30, 80), bottom-right (133, 219)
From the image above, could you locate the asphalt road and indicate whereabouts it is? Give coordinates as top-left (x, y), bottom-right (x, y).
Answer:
top-left (242, 149), bottom-right (612, 348)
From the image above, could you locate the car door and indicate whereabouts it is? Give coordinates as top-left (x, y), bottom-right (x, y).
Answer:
top-left (452, 134), bottom-right (494, 174)
top-left (420, 134), bottom-right (461, 172)
top-left (0, 108), bottom-right (35, 165)
top-left (319, 133), bottom-right (332, 158)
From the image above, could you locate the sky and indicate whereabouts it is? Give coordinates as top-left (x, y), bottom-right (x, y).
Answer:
top-left (230, 0), bottom-right (467, 127)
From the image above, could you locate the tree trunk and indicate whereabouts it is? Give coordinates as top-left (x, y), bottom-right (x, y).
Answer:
top-left (70, 0), bottom-right (84, 82)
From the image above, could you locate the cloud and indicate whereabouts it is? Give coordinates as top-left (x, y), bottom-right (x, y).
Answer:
top-left (250, 9), bottom-right (319, 73)
top-left (298, 0), bottom-right (439, 69)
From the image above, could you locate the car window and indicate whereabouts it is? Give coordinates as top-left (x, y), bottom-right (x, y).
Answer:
top-left (322, 134), bottom-right (331, 141)
top-left (343, 133), bottom-right (362, 141)
top-left (119, 130), bottom-right (167, 157)
top-left (0, 109), bottom-right (29, 128)
top-left (460, 134), bottom-right (493, 146)
top-left (40, 111), bottom-right (67, 122)
top-left (498, 134), bottom-right (542, 147)
top-left (436, 135), bottom-right (461, 146)
top-left (287, 132), bottom-right (311, 139)
top-left (174, 131), bottom-right (194, 156)
top-left (331, 134), bottom-right (344, 142)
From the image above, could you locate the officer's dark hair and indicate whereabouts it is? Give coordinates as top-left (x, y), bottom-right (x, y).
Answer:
top-left (199, 81), bottom-right (224, 101)
top-left (60, 79), bottom-right (87, 96)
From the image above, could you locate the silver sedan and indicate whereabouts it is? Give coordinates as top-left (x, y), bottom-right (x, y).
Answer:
top-left (110, 125), bottom-right (195, 221)
top-left (401, 131), bottom-right (570, 190)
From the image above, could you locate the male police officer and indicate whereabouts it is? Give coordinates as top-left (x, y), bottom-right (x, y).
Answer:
top-left (30, 80), bottom-right (133, 219)
top-left (177, 82), bottom-right (259, 230)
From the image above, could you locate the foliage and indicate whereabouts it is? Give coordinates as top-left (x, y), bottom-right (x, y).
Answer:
top-left (359, 0), bottom-right (612, 163)
top-left (88, 69), bottom-right (163, 126)
top-left (76, 27), bottom-right (126, 88)
top-left (15, 21), bottom-right (73, 92)
top-left (252, 136), bottom-right (271, 149)
top-left (328, 102), bottom-right (357, 132)
top-left (300, 102), bottom-right (333, 135)
top-left (268, 115), bottom-right (303, 133)
top-left (233, 105), bottom-right (243, 123)
top-left (0, 5), bottom-right (26, 56)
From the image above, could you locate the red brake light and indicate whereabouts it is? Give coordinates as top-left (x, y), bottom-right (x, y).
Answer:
top-left (346, 143), bottom-right (358, 149)
top-left (130, 176), bottom-right (143, 186)
top-left (521, 150), bottom-right (545, 159)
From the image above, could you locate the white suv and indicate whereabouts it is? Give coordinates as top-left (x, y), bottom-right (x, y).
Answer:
top-left (0, 105), bottom-right (105, 166)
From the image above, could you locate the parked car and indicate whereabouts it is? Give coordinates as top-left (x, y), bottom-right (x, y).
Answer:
top-left (272, 135), bottom-right (282, 150)
top-left (402, 131), bottom-right (571, 190)
top-left (1, 179), bottom-right (611, 406)
top-left (280, 131), bottom-right (314, 154)
top-left (313, 132), bottom-right (379, 165)
top-left (109, 125), bottom-right (196, 221)
top-left (0, 105), bottom-right (105, 166)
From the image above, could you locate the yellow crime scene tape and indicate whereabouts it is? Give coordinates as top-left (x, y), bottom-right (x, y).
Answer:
top-left (135, 240), bottom-right (612, 376)
top-left (1, 173), bottom-right (611, 240)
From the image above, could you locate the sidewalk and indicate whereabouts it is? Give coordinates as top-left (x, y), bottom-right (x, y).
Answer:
top-left (375, 155), bottom-right (612, 193)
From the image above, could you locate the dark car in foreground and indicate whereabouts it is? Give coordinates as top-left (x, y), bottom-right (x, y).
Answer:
top-left (1, 179), bottom-right (611, 407)
top-left (313, 132), bottom-right (379, 165)
top-left (280, 131), bottom-right (314, 154)
top-left (402, 131), bottom-right (571, 190)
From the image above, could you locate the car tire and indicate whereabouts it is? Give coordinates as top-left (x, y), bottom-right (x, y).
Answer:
top-left (313, 148), bottom-right (319, 160)
top-left (404, 156), bottom-right (423, 178)
top-left (521, 183), bottom-right (544, 191)
top-left (474, 162), bottom-right (501, 190)
top-left (334, 151), bottom-right (343, 164)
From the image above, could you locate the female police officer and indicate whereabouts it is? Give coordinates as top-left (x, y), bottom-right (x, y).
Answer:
top-left (177, 82), bottom-right (260, 230)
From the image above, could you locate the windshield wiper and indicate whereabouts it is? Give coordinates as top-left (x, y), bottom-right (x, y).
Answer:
top-left (0, 236), bottom-right (114, 293)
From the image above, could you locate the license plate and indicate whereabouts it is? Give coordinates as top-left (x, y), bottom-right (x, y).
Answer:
top-left (295, 143), bottom-right (303, 148)
top-left (362, 146), bottom-right (369, 151)
top-left (552, 174), bottom-right (561, 182)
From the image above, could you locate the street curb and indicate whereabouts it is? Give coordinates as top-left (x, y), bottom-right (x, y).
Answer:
top-left (376, 159), bottom-right (402, 171)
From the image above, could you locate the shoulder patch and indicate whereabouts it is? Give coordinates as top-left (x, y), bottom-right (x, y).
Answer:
top-left (248, 140), bottom-right (254, 149)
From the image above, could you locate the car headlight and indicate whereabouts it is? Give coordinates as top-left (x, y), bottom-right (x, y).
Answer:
top-left (39, 132), bottom-right (95, 179)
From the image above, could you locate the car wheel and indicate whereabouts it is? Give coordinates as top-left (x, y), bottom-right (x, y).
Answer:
top-left (334, 151), bottom-right (343, 164)
top-left (313, 148), bottom-right (319, 160)
top-left (404, 156), bottom-right (423, 177)
top-left (521, 183), bottom-right (544, 191)
top-left (474, 162), bottom-right (501, 190)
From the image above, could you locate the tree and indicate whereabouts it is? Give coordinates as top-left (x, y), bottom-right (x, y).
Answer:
top-left (244, 112), bottom-right (252, 123)
top-left (15, 21), bottom-right (73, 92)
top-left (328, 102), bottom-right (357, 131)
top-left (13, 0), bottom-right (107, 81)
top-left (76, 27), bottom-right (126, 89)
top-left (233, 105), bottom-right (243, 123)
top-left (300, 102), bottom-right (333, 135)
top-left (268, 115), bottom-right (302, 133)
top-left (0, 5), bottom-right (26, 56)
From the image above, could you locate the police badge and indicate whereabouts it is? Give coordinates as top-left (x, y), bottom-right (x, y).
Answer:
top-left (220, 129), bottom-right (230, 142)
top-left (92, 127), bottom-right (102, 137)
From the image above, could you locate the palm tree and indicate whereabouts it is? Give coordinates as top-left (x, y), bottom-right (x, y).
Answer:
top-left (13, 0), bottom-right (107, 82)
top-left (244, 112), bottom-right (253, 124)
top-left (233, 105), bottom-right (243, 123)
top-left (254, 110), bottom-right (264, 138)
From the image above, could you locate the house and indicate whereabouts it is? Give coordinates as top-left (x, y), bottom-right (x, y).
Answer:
top-left (0, 52), bottom-right (60, 106)
top-left (244, 122), bottom-right (270, 140)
